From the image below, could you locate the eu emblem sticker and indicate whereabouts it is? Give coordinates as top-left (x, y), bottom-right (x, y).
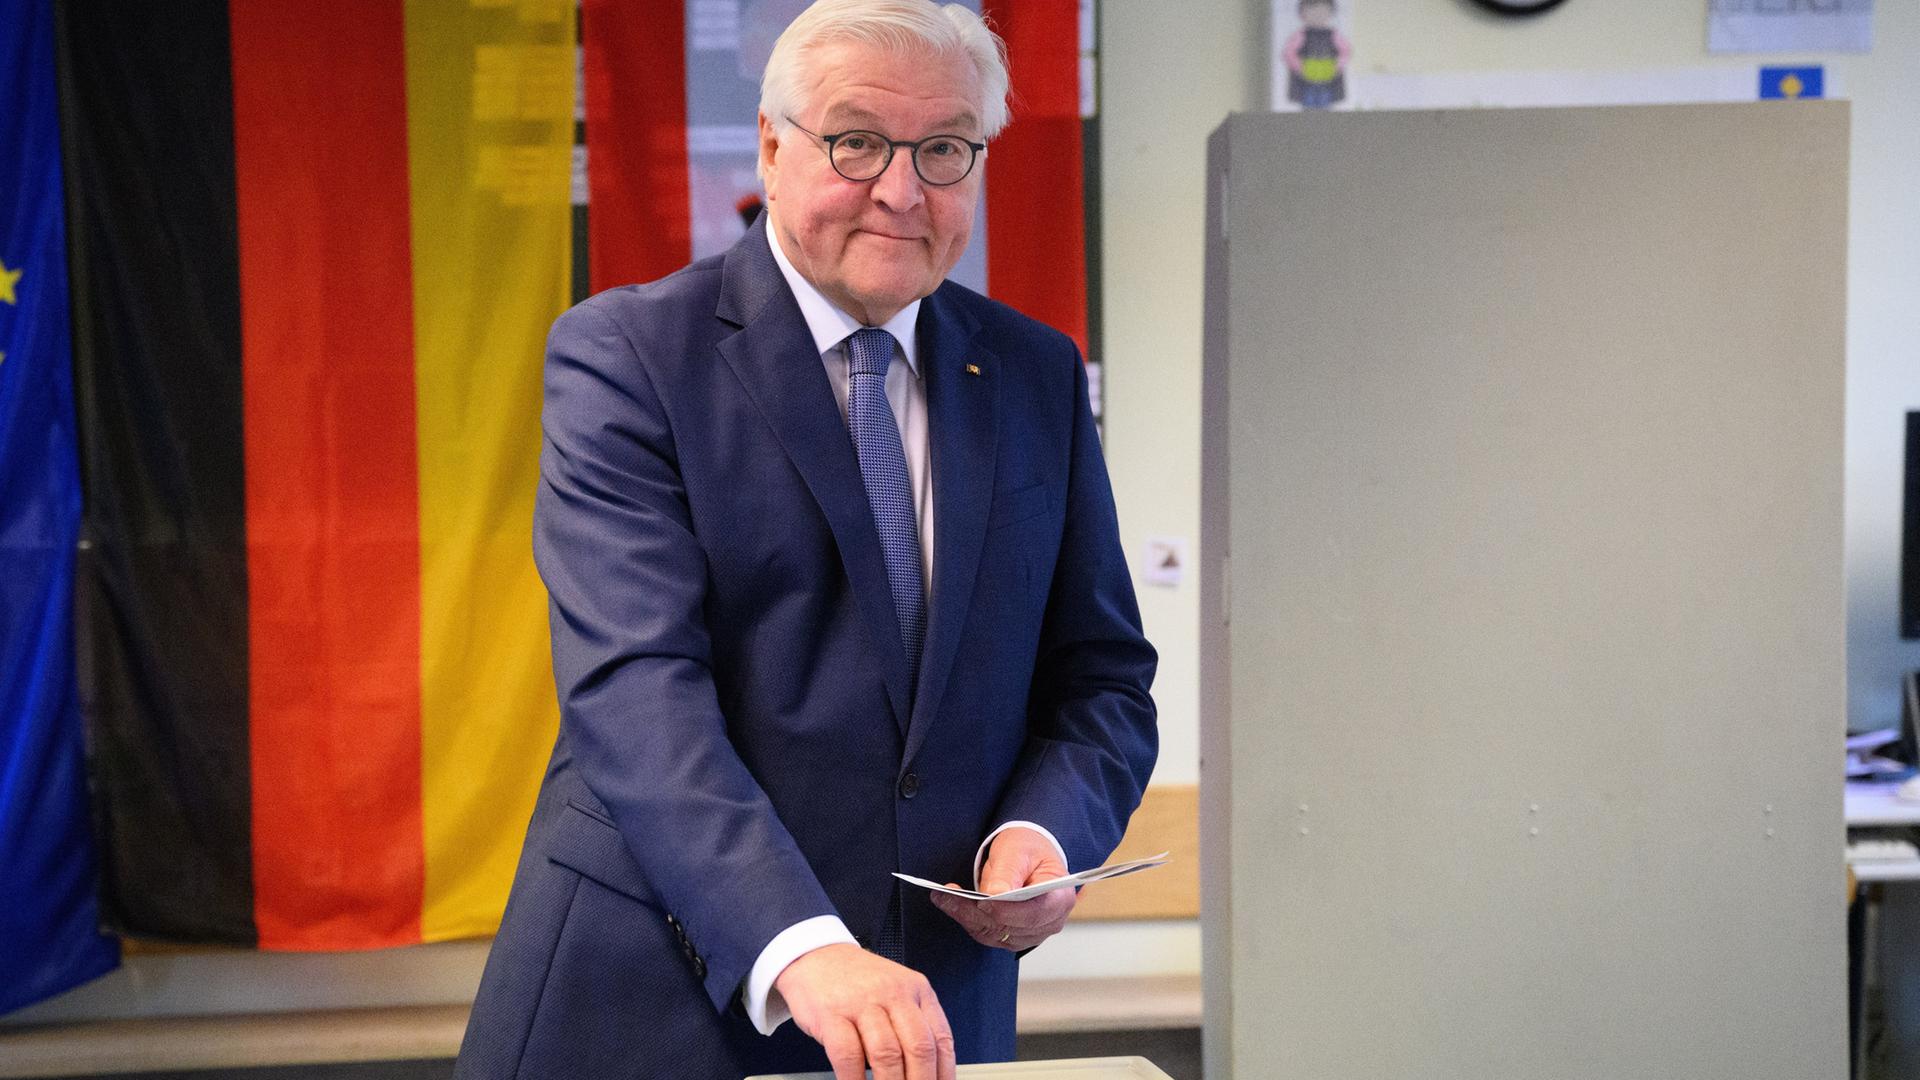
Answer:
top-left (1759, 66), bottom-right (1825, 100)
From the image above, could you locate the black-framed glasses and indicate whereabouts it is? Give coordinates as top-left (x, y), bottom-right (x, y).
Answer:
top-left (785, 116), bottom-right (985, 187)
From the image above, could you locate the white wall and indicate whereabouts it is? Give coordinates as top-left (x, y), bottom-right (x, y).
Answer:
top-left (1100, 0), bottom-right (1265, 791)
top-left (13, 0), bottom-right (1917, 1029)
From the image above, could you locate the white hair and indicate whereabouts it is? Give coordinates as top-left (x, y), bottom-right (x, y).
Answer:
top-left (759, 0), bottom-right (1012, 165)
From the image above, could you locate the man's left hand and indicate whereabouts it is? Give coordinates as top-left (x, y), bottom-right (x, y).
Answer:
top-left (929, 828), bottom-right (1075, 952)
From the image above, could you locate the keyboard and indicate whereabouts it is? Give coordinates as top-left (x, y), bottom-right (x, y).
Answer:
top-left (1847, 838), bottom-right (1920, 863)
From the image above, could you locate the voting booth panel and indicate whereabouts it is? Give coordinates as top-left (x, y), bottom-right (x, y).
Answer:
top-left (1200, 104), bottom-right (1848, 1079)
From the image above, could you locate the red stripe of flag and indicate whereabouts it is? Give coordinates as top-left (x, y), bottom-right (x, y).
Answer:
top-left (585, 0), bottom-right (692, 290)
top-left (229, 0), bottom-right (424, 950)
top-left (982, 0), bottom-right (1088, 359)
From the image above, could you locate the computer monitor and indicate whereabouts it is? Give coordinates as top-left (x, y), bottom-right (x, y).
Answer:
top-left (1904, 411), bottom-right (1918, 639)
top-left (1902, 669), bottom-right (1920, 766)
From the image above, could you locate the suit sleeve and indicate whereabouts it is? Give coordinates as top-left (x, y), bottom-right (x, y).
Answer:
top-left (533, 298), bottom-right (838, 1013)
top-left (990, 350), bottom-right (1159, 874)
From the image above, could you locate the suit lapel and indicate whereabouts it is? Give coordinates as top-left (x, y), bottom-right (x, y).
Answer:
top-left (905, 287), bottom-right (995, 764)
top-left (713, 221), bottom-right (915, 732)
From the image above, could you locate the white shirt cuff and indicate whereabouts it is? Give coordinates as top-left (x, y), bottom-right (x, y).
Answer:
top-left (972, 821), bottom-right (1070, 890)
top-left (744, 914), bottom-right (859, 1035)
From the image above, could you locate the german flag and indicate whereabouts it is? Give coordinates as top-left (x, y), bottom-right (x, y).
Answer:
top-left (63, 1), bottom-right (574, 950)
top-left (60, 0), bottom-right (1088, 957)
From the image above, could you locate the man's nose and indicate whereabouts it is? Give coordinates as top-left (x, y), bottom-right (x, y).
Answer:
top-left (868, 147), bottom-right (925, 212)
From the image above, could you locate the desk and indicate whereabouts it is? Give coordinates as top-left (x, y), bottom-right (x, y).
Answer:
top-left (1847, 781), bottom-right (1920, 1078)
top-left (1855, 861), bottom-right (1920, 884)
top-left (1847, 782), bottom-right (1920, 883)
top-left (1847, 782), bottom-right (1920, 827)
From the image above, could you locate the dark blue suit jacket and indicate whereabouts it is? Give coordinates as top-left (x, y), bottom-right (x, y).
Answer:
top-left (457, 219), bottom-right (1157, 1079)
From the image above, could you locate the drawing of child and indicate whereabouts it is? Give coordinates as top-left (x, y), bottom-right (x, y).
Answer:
top-left (1283, 0), bottom-right (1353, 110)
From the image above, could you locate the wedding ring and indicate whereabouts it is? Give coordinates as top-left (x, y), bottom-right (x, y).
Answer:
top-left (998, 930), bottom-right (1011, 945)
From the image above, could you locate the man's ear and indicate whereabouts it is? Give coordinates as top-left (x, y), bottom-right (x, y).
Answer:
top-left (757, 112), bottom-right (780, 200)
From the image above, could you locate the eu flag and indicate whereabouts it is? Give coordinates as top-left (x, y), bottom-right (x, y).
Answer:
top-left (1, 0), bottom-right (120, 1014)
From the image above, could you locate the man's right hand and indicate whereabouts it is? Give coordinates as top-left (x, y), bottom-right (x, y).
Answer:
top-left (773, 943), bottom-right (956, 1080)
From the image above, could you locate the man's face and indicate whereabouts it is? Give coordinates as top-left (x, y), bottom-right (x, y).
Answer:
top-left (1302, 2), bottom-right (1335, 29)
top-left (760, 40), bottom-right (984, 325)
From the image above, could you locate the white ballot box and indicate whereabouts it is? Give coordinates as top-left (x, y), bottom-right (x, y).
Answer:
top-left (748, 1056), bottom-right (1174, 1079)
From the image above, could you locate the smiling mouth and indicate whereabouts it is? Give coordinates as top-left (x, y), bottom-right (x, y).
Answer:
top-left (859, 229), bottom-right (922, 242)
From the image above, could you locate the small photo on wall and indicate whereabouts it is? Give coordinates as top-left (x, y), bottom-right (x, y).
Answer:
top-left (1273, 0), bottom-right (1355, 112)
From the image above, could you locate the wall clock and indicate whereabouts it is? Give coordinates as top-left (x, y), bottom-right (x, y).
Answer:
top-left (1468, 0), bottom-right (1569, 15)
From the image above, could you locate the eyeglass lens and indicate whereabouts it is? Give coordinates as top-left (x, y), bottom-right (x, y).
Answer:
top-left (833, 131), bottom-right (975, 185)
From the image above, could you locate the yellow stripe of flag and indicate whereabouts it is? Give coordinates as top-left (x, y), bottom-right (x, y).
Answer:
top-left (405, 0), bottom-right (574, 941)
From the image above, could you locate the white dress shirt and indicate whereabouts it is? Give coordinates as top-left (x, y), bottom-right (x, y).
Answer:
top-left (743, 223), bottom-right (1068, 1036)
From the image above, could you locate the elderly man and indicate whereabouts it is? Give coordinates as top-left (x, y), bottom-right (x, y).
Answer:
top-left (456, 2), bottom-right (1156, 1077)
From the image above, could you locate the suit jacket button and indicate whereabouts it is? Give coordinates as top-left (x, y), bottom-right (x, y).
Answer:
top-left (898, 772), bottom-right (920, 799)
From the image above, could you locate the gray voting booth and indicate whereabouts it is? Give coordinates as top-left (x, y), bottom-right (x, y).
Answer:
top-left (1199, 104), bottom-right (1849, 1078)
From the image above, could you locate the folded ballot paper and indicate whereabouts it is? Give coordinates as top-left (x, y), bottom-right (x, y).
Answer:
top-left (893, 852), bottom-right (1170, 903)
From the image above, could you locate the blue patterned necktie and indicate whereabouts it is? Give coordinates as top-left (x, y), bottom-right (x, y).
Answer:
top-left (846, 326), bottom-right (923, 967)
top-left (845, 327), bottom-right (928, 691)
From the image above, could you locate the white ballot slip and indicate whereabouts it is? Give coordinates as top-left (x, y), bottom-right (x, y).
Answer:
top-left (893, 852), bottom-right (1171, 903)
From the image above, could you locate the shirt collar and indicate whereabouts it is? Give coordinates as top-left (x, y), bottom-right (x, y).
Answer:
top-left (766, 218), bottom-right (921, 374)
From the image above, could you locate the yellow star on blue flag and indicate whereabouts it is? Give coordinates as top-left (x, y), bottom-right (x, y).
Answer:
top-left (0, 257), bottom-right (21, 305)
